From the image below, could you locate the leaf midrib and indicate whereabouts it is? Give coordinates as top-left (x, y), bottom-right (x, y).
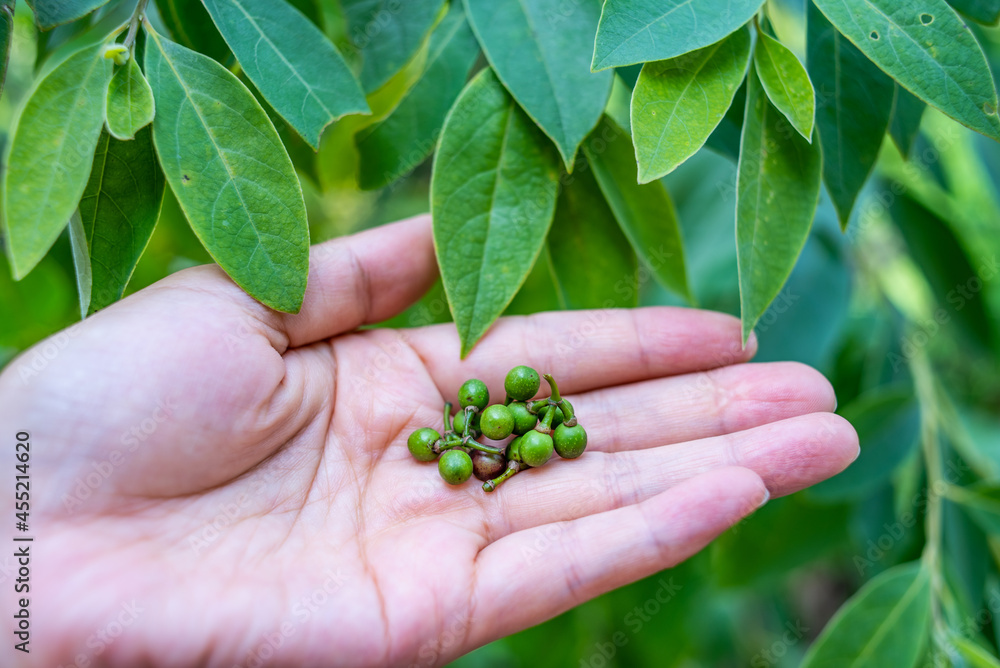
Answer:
top-left (849, 568), bottom-right (927, 666)
top-left (597, 0), bottom-right (697, 67)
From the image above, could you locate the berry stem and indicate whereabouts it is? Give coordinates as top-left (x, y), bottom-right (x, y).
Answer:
top-left (558, 399), bottom-right (577, 427)
top-left (483, 461), bottom-right (522, 492)
top-left (462, 437), bottom-right (505, 456)
top-left (527, 399), bottom-right (549, 414)
top-left (443, 402), bottom-right (453, 433)
top-left (536, 405), bottom-right (556, 435)
top-left (543, 374), bottom-right (561, 402)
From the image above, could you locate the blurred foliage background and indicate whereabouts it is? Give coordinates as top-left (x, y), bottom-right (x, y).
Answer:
top-left (4, 0), bottom-right (1000, 666)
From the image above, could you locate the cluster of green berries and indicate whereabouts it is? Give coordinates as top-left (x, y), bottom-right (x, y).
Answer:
top-left (406, 365), bottom-right (588, 492)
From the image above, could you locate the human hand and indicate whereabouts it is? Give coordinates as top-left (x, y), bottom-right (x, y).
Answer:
top-left (1, 215), bottom-right (858, 667)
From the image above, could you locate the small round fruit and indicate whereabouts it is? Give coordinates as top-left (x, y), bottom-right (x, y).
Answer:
top-left (458, 379), bottom-right (490, 410)
top-left (407, 428), bottom-right (440, 462)
top-left (438, 449), bottom-right (473, 485)
top-left (453, 410), bottom-right (481, 437)
top-left (507, 436), bottom-right (523, 463)
top-left (504, 366), bottom-right (540, 402)
top-left (480, 404), bottom-right (515, 440)
top-left (520, 430), bottom-right (554, 468)
top-left (508, 402), bottom-right (537, 435)
top-left (554, 424), bottom-right (587, 459)
top-left (472, 450), bottom-right (506, 481)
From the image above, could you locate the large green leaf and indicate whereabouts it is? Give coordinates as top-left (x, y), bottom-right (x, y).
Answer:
top-left (0, 0), bottom-right (14, 99)
top-left (355, 2), bottom-right (479, 190)
top-left (158, 0), bottom-right (231, 63)
top-left (592, 0), bottom-right (764, 71)
top-left (631, 26), bottom-right (751, 182)
top-left (548, 162), bottom-right (638, 310)
top-left (801, 562), bottom-right (932, 668)
top-left (144, 26), bottom-right (309, 313)
top-left (889, 84), bottom-right (926, 159)
top-left (27, 0), bottom-right (109, 29)
top-left (810, 386), bottom-right (921, 502)
top-left (753, 31), bottom-right (814, 141)
top-left (946, 0), bottom-right (1000, 25)
top-left (807, 3), bottom-right (895, 229)
top-left (736, 66), bottom-right (821, 344)
top-left (584, 115), bottom-right (692, 303)
top-left (464, 0), bottom-right (612, 167)
top-left (3, 42), bottom-right (111, 279)
top-left (945, 483), bottom-right (1000, 535)
top-left (811, 0), bottom-right (1000, 142)
top-left (201, 0), bottom-right (368, 149)
top-left (888, 194), bottom-right (994, 350)
top-left (431, 68), bottom-right (560, 356)
top-left (342, 0), bottom-right (444, 93)
top-left (73, 128), bottom-right (165, 315)
top-left (106, 58), bottom-right (155, 141)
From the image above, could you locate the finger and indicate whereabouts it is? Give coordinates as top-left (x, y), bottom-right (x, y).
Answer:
top-left (407, 307), bottom-right (756, 397)
top-left (277, 214), bottom-right (438, 347)
top-left (476, 412), bottom-right (857, 539)
top-left (468, 466), bottom-right (768, 646)
top-left (573, 361), bottom-right (837, 452)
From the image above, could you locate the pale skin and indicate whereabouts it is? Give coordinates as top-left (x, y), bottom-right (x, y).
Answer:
top-left (1, 215), bottom-right (859, 667)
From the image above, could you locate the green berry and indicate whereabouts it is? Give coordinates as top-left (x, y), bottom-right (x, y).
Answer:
top-left (480, 404), bottom-right (515, 440)
top-left (458, 379), bottom-right (490, 410)
top-left (505, 365), bottom-right (540, 402)
top-left (453, 410), bottom-right (480, 437)
top-left (520, 430), bottom-right (554, 468)
top-left (407, 428), bottom-right (440, 462)
top-left (438, 449), bottom-right (473, 485)
top-left (472, 450), bottom-right (506, 482)
top-left (554, 424), bottom-right (587, 459)
top-left (508, 402), bottom-right (537, 435)
top-left (507, 436), bottom-right (523, 463)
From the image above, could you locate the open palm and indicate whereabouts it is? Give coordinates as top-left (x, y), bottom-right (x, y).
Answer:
top-left (3, 216), bottom-right (858, 668)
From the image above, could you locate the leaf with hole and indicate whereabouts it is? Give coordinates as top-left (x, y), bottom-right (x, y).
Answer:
top-left (811, 0), bottom-right (1000, 142)
top-left (356, 1), bottom-right (479, 190)
top-left (431, 68), bottom-right (560, 356)
top-left (584, 115), bottom-right (692, 303)
top-left (753, 32), bottom-right (814, 141)
top-left (464, 0), bottom-right (612, 168)
top-left (144, 26), bottom-right (309, 313)
top-left (807, 2), bottom-right (895, 229)
top-left (3, 42), bottom-right (112, 279)
top-left (800, 561), bottom-right (932, 668)
top-left (548, 161), bottom-right (638, 309)
top-left (631, 26), bottom-right (751, 182)
top-left (105, 58), bottom-right (155, 140)
top-left (201, 0), bottom-right (369, 150)
top-left (592, 0), bottom-right (764, 70)
top-left (737, 66), bottom-right (822, 344)
top-left (342, 0), bottom-right (445, 93)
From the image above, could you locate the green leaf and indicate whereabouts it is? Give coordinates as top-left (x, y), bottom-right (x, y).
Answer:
top-left (888, 194), bottom-right (994, 350)
top-left (753, 32), bottom-right (815, 141)
top-left (943, 482), bottom-right (1000, 535)
top-left (736, 66), bottom-right (821, 344)
top-left (811, 0), bottom-right (1000, 142)
top-left (431, 68), bottom-right (560, 356)
top-left (67, 210), bottom-right (92, 317)
top-left (201, 0), bottom-right (368, 150)
top-left (342, 0), bottom-right (445, 93)
top-left (945, 634), bottom-right (1000, 667)
top-left (946, 0), bottom-right (1000, 25)
top-left (158, 0), bottom-right (231, 63)
top-left (890, 84), bottom-right (926, 159)
top-left (144, 26), bottom-right (309, 314)
top-left (592, 0), bottom-right (764, 71)
top-left (0, 0), bottom-right (14, 99)
top-left (806, 3), bottom-right (895, 229)
top-left (631, 26), bottom-right (751, 182)
top-left (355, 1), bottom-right (479, 190)
top-left (27, 0), bottom-right (109, 30)
top-left (2, 42), bottom-right (112, 279)
top-left (810, 386), bottom-right (921, 502)
top-left (583, 115), bottom-right (692, 303)
top-left (105, 58), bottom-right (155, 141)
top-left (801, 561), bottom-right (932, 668)
top-left (548, 162), bottom-right (638, 309)
top-left (464, 0), bottom-right (613, 168)
top-left (74, 127), bottom-right (165, 314)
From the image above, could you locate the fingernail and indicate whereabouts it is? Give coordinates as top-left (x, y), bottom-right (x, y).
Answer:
top-left (852, 443), bottom-right (861, 462)
top-left (757, 488), bottom-right (771, 509)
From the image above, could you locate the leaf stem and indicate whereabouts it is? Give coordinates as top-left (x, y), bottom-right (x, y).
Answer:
top-left (124, 0), bottom-right (150, 49)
